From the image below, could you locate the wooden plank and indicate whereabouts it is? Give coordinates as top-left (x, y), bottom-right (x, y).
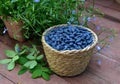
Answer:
top-left (64, 70), bottom-right (110, 84)
top-left (0, 68), bottom-right (70, 84)
top-left (88, 0), bottom-right (120, 11)
top-left (94, 0), bottom-right (120, 11)
top-left (0, 74), bottom-right (14, 84)
top-left (91, 17), bottom-right (120, 33)
top-left (100, 38), bottom-right (120, 63)
top-left (0, 34), bottom-right (17, 48)
top-left (88, 0), bottom-right (120, 22)
top-left (91, 17), bottom-right (120, 62)
top-left (94, 5), bottom-right (120, 22)
top-left (88, 53), bottom-right (120, 84)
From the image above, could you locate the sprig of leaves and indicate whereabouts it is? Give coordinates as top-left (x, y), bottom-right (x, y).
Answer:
top-left (0, 44), bottom-right (53, 80)
top-left (0, 44), bottom-right (20, 70)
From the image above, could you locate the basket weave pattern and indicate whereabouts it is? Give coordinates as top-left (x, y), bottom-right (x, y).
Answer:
top-left (42, 24), bottom-right (98, 76)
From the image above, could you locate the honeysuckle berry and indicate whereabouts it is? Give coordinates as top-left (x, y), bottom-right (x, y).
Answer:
top-left (45, 26), bottom-right (94, 51)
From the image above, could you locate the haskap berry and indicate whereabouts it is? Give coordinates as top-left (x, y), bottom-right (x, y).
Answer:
top-left (45, 25), bottom-right (94, 51)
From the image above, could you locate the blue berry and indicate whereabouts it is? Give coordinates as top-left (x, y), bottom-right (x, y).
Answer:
top-left (45, 25), bottom-right (94, 51)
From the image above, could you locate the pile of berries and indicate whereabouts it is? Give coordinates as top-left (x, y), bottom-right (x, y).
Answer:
top-left (45, 25), bottom-right (94, 51)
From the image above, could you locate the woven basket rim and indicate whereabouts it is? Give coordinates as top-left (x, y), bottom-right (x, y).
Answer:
top-left (42, 24), bottom-right (98, 54)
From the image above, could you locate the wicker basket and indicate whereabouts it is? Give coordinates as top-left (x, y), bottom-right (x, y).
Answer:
top-left (42, 24), bottom-right (98, 76)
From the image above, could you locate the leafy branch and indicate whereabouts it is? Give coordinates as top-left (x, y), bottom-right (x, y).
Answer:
top-left (0, 44), bottom-right (53, 80)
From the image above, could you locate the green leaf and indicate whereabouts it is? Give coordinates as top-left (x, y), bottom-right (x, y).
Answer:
top-left (42, 67), bottom-right (50, 72)
top-left (7, 62), bottom-right (15, 70)
top-left (32, 69), bottom-right (42, 79)
top-left (18, 66), bottom-right (28, 75)
top-left (5, 50), bottom-right (16, 58)
top-left (27, 55), bottom-right (35, 60)
top-left (15, 44), bottom-right (20, 52)
top-left (42, 67), bottom-right (53, 75)
top-left (26, 55), bottom-right (35, 60)
top-left (37, 55), bottom-right (44, 60)
top-left (0, 59), bottom-right (11, 64)
top-left (42, 72), bottom-right (50, 81)
top-left (41, 60), bottom-right (47, 66)
top-left (17, 56), bottom-right (28, 65)
top-left (13, 56), bottom-right (19, 61)
top-left (29, 64), bottom-right (41, 73)
top-left (24, 61), bottom-right (37, 69)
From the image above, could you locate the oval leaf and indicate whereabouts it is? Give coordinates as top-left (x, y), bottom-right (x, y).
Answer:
top-left (24, 61), bottom-right (37, 69)
top-left (0, 59), bottom-right (11, 64)
top-left (32, 69), bottom-right (42, 79)
top-left (30, 61), bottom-right (37, 69)
top-left (5, 50), bottom-right (16, 58)
top-left (7, 62), bottom-right (15, 70)
top-left (18, 57), bottom-right (28, 65)
top-left (26, 55), bottom-right (35, 60)
top-left (42, 72), bottom-right (50, 81)
top-left (37, 55), bottom-right (44, 60)
top-left (42, 67), bottom-right (53, 74)
top-left (18, 67), bottom-right (28, 75)
top-left (13, 56), bottom-right (19, 61)
top-left (42, 67), bottom-right (50, 72)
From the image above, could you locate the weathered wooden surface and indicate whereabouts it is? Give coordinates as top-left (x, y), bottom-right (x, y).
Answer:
top-left (0, 0), bottom-right (120, 84)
